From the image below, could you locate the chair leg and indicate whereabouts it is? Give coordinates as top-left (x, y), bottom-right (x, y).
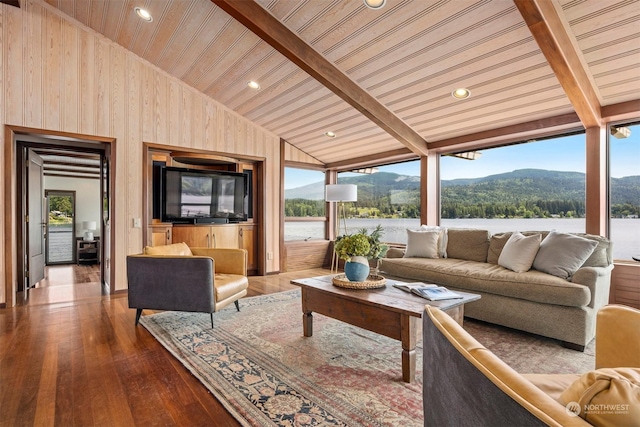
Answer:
top-left (135, 308), bottom-right (143, 326)
top-left (234, 300), bottom-right (240, 311)
top-left (210, 313), bottom-right (214, 329)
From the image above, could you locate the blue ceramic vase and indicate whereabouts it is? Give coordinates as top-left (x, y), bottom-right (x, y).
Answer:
top-left (344, 256), bottom-right (370, 282)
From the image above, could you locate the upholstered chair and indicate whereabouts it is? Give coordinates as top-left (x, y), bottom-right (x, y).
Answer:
top-left (127, 242), bottom-right (248, 327)
top-left (423, 304), bottom-right (640, 427)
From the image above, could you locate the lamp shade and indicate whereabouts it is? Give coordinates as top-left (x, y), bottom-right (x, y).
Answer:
top-left (82, 221), bottom-right (97, 231)
top-left (325, 184), bottom-right (357, 202)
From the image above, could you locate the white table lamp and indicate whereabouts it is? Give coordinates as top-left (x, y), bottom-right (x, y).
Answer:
top-left (325, 184), bottom-right (357, 273)
top-left (82, 221), bottom-right (97, 241)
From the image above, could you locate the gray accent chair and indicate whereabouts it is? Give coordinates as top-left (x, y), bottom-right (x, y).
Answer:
top-left (127, 243), bottom-right (248, 327)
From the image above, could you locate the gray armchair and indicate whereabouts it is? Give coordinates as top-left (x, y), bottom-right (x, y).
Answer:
top-left (127, 242), bottom-right (248, 327)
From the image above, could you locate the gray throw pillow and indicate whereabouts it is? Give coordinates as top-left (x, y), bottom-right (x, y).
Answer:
top-left (533, 231), bottom-right (599, 279)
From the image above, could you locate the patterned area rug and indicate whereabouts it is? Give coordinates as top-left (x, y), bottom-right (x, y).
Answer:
top-left (140, 289), bottom-right (595, 426)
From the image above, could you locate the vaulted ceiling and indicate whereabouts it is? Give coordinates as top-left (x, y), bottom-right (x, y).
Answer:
top-left (44, 0), bottom-right (640, 168)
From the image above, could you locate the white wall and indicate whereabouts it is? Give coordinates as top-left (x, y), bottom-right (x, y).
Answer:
top-left (44, 176), bottom-right (101, 238)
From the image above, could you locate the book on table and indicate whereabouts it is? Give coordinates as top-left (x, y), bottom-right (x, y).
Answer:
top-left (392, 282), bottom-right (438, 292)
top-left (412, 286), bottom-right (463, 301)
top-left (393, 281), bottom-right (462, 300)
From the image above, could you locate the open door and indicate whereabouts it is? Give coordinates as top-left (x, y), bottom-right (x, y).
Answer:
top-left (27, 149), bottom-right (46, 287)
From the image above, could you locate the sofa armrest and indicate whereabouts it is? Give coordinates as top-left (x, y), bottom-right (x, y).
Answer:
top-left (596, 304), bottom-right (640, 369)
top-left (570, 265), bottom-right (613, 309)
top-left (385, 247), bottom-right (405, 258)
top-left (190, 248), bottom-right (247, 276)
top-left (127, 255), bottom-right (215, 313)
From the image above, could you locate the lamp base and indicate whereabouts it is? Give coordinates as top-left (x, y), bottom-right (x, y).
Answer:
top-left (83, 231), bottom-right (94, 242)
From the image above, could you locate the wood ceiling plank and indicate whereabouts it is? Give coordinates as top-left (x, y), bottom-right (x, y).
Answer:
top-left (115, 0), bottom-right (141, 50)
top-left (212, 0), bottom-right (429, 157)
top-left (427, 112), bottom-right (582, 153)
top-left (101, 0), bottom-right (126, 41)
top-left (143, 0), bottom-right (193, 65)
top-left (128, 0), bottom-right (171, 57)
top-left (162, 3), bottom-right (227, 77)
top-left (515, 0), bottom-right (602, 128)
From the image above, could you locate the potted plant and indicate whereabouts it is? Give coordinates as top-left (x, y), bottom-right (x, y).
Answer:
top-left (335, 225), bottom-right (388, 281)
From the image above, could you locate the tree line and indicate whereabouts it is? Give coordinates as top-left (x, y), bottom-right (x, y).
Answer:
top-left (285, 198), bottom-right (639, 219)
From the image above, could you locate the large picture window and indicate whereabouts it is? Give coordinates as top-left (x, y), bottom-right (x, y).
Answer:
top-left (337, 160), bottom-right (421, 244)
top-left (440, 133), bottom-right (587, 234)
top-left (284, 167), bottom-right (326, 241)
top-left (609, 122), bottom-right (640, 261)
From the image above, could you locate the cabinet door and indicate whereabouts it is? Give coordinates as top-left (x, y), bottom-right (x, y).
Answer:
top-left (211, 225), bottom-right (239, 248)
top-left (149, 224), bottom-right (172, 246)
top-left (239, 224), bottom-right (256, 271)
top-left (172, 226), bottom-right (211, 248)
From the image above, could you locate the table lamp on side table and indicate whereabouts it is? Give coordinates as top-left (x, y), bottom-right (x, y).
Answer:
top-left (325, 184), bottom-right (357, 273)
top-left (82, 221), bottom-right (97, 241)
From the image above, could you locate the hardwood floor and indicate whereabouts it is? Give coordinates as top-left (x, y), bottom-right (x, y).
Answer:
top-left (0, 266), bottom-right (330, 426)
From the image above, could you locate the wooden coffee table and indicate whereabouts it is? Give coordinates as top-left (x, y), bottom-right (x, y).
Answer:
top-left (290, 275), bottom-right (480, 383)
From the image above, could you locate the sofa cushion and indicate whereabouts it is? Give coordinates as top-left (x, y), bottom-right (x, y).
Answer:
top-left (144, 242), bottom-right (193, 256)
top-left (446, 229), bottom-right (490, 262)
top-left (487, 232), bottom-right (511, 264)
top-left (498, 232), bottom-right (542, 273)
top-left (533, 232), bottom-right (598, 279)
top-left (404, 229), bottom-right (440, 258)
top-left (573, 234), bottom-right (612, 268)
top-left (559, 367), bottom-right (640, 427)
top-left (379, 257), bottom-right (591, 307)
top-left (419, 225), bottom-right (448, 257)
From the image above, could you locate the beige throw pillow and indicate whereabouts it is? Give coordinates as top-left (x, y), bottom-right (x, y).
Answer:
top-left (404, 229), bottom-right (440, 258)
top-left (144, 242), bottom-right (193, 256)
top-left (532, 231), bottom-right (599, 279)
top-left (419, 225), bottom-right (448, 258)
top-left (559, 367), bottom-right (640, 427)
top-left (498, 231), bottom-right (541, 273)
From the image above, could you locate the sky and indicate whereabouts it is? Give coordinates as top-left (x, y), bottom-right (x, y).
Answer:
top-left (285, 125), bottom-right (640, 188)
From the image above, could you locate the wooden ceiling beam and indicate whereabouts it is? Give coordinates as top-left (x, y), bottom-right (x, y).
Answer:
top-left (325, 148), bottom-right (416, 171)
top-left (211, 0), bottom-right (430, 157)
top-left (515, 0), bottom-right (601, 128)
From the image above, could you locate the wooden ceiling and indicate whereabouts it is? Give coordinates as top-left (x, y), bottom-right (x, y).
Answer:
top-left (44, 0), bottom-right (640, 167)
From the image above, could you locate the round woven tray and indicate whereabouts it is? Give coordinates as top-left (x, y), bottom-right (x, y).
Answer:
top-left (332, 274), bottom-right (386, 289)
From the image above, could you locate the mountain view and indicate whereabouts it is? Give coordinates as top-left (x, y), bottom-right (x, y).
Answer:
top-left (284, 169), bottom-right (640, 219)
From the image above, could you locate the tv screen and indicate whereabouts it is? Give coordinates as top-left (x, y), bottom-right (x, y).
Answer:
top-left (161, 166), bottom-right (247, 223)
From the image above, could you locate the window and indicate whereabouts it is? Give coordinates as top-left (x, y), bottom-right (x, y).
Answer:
top-left (609, 122), bottom-right (640, 260)
top-left (337, 160), bottom-right (421, 244)
top-left (284, 167), bottom-right (326, 241)
top-left (440, 133), bottom-right (587, 234)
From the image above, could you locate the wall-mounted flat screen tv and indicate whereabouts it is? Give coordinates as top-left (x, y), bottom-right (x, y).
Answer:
top-left (161, 166), bottom-right (247, 223)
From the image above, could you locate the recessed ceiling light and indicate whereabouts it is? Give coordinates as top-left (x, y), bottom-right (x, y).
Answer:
top-left (325, 131), bottom-right (336, 138)
top-left (364, 0), bottom-right (386, 10)
top-left (135, 7), bottom-right (153, 22)
top-left (452, 88), bottom-right (471, 99)
top-left (247, 81), bottom-right (261, 90)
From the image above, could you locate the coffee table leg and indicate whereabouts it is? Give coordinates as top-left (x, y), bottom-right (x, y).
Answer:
top-left (301, 289), bottom-right (313, 337)
top-left (401, 314), bottom-right (417, 383)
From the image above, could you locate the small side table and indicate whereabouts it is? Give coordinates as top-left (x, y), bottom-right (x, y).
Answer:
top-left (77, 238), bottom-right (100, 265)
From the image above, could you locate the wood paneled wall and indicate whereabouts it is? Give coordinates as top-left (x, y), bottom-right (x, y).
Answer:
top-left (610, 263), bottom-right (640, 309)
top-left (0, 0), bottom-right (281, 303)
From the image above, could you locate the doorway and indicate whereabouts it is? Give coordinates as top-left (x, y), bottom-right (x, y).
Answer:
top-left (3, 126), bottom-right (116, 308)
top-left (45, 190), bottom-right (76, 265)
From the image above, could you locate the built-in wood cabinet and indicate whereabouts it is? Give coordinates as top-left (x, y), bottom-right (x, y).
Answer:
top-left (148, 223), bottom-right (173, 247)
top-left (239, 224), bottom-right (257, 273)
top-left (172, 223), bottom-right (258, 274)
top-left (172, 224), bottom-right (240, 249)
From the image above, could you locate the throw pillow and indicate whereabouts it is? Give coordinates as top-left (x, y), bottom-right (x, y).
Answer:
top-left (446, 229), bottom-right (491, 262)
top-left (144, 242), bottom-right (193, 256)
top-left (532, 231), bottom-right (599, 279)
top-left (404, 229), bottom-right (440, 258)
top-left (498, 231), bottom-right (541, 273)
top-left (559, 367), bottom-right (640, 427)
top-left (419, 225), bottom-right (448, 258)
top-left (487, 232), bottom-right (512, 264)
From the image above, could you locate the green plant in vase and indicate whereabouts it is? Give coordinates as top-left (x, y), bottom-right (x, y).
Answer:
top-left (335, 225), bottom-right (388, 281)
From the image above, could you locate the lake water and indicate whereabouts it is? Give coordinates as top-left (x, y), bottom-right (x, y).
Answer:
top-left (285, 218), bottom-right (640, 260)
